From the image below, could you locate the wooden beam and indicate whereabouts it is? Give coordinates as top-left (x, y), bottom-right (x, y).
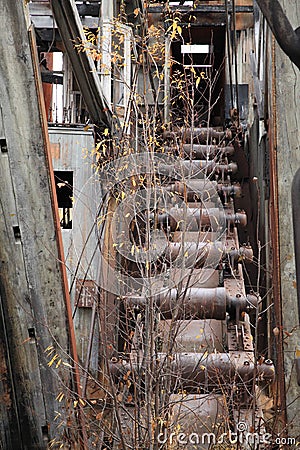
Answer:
top-left (0, 1), bottom-right (79, 446)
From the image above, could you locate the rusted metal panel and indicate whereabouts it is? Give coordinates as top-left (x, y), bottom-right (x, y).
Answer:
top-left (49, 128), bottom-right (102, 374)
top-left (49, 127), bottom-right (100, 282)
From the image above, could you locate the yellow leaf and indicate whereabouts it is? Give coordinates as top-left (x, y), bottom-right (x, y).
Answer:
top-left (79, 398), bottom-right (86, 406)
top-left (48, 354), bottom-right (59, 367)
top-left (62, 362), bottom-right (73, 368)
top-left (56, 392), bottom-right (64, 402)
top-left (103, 128), bottom-right (109, 136)
top-left (134, 8), bottom-right (140, 17)
top-left (44, 345), bottom-right (54, 353)
top-left (55, 358), bottom-right (62, 369)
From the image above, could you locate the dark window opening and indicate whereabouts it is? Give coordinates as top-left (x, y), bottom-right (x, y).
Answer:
top-left (54, 171), bottom-right (73, 229)
top-left (41, 424), bottom-right (49, 442)
top-left (13, 226), bottom-right (21, 241)
top-left (28, 328), bottom-right (36, 343)
top-left (28, 328), bottom-right (35, 339)
top-left (0, 138), bottom-right (8, 153)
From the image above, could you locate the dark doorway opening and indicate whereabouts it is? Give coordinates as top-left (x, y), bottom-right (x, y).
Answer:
top-left (170, 26), bottom-right (225, 127)
top-left (54, 171), bottom-right (73, 229)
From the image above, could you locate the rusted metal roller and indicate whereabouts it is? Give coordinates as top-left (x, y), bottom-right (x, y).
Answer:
top-left (108, 352), bottom-right (275, 393)
top-left (182, 127), bottom-right (232, 144)
top-left (226, 245), bottom-right (253, 262)
top-left (167, 352), bottom-right (275, 390)
top-left (164, 241), bottom-right (223, 268)
top-left (163, 144), bottom-right (235, 159)
top-left (165, 241), bottom-right (253, 266)
top-left (158, 160), bottom-right (238, 179)
top-left (153, 207), bottom-right (246, 231)
top-left (226, 293), bottom-right (258, 316)
top-left (182, 143), bottom-right (235, 159)
top-left (126, 287), bottom-right (227, 320)
top-left (167, 180), bottom-right (241, 202)
top-left (225, 211), bottom-right (247, 227)
top-left (125, 288), bottom-right (258, 320)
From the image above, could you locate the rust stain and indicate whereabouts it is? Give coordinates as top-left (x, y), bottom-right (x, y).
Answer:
top-left (236, 0), bottom-right (253, 5)
top-left (50, 142), bottom-right (60, 159)
top-left (236, 12), bottom-right (254, 30)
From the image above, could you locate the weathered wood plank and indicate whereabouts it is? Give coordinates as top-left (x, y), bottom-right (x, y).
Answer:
top-left (0, 1), bottom-right (74, 447)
